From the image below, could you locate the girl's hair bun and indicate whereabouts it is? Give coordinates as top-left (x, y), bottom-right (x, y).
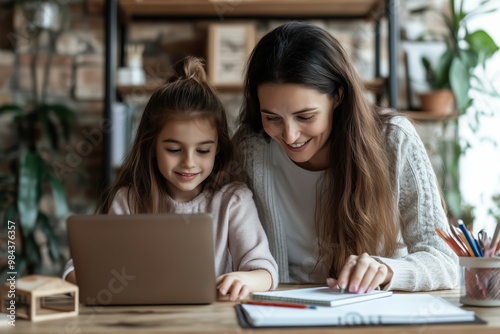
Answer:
top-left (167, 56), bottom-right (207, 84)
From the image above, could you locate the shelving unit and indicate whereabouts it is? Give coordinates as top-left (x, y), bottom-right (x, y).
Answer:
top-left (103, 0), bottom-right (400, 186)
top-left (402, 110), bottom-right (459, 122)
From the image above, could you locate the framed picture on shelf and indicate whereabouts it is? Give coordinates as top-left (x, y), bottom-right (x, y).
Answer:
top-left (207, 23), bottom-right (256, 88)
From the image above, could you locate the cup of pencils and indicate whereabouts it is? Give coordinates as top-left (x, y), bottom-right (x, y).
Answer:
top-left (436, 220), bottom-right (500, 306)
top-left (459, 257), bottom-right (500, 306)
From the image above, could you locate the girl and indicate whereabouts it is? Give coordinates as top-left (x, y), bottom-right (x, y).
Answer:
top-left (65, 56), bottom-right (278, 300)
top-left (234, 22), bottom-right (458, 292)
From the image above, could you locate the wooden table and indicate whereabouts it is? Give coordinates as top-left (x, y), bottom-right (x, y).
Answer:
top-left (4, 287), bottom-right (500, 333)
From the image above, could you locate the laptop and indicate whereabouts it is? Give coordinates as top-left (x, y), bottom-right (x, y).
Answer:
top-left (67, 214), bottom-right (216, 306)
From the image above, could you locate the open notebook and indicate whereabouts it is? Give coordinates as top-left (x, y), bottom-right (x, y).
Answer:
top-left (251, 287), bottom-right (392, 307)
top-left (239, 294), bottom-right (479, 327)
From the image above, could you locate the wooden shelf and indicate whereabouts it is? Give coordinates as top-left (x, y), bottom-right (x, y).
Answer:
top-left (119, 0), bottom-right (385, 19)
top-left (116, 82), bottom-right (162, 97)
top-left (400, 110), bottom-right (459, 122)
top-left (116, 82), bottom-right (244, 96)
top-left (118, 78), bottom-right (384, 97)
top-left (363, 77), bottom-right (385, 93)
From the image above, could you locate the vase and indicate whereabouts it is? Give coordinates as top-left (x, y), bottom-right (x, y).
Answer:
top-left (418, 89), bottom-right (455, 115)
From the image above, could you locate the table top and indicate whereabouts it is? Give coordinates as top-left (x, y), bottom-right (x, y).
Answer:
top-left (3, 286), bottom-right (500, 333)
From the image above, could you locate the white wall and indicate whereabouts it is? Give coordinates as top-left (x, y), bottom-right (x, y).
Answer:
top-left (459, 0), bottom-right (500, 233)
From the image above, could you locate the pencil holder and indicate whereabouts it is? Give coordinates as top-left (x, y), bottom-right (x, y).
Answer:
top-left (459, 257), bottom-right (500, 307)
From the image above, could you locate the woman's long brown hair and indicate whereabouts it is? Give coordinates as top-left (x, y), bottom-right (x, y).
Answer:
top-left (235, 22), bottom-right (399, 277)
top-left (96, 56), bottom-right (243, 214)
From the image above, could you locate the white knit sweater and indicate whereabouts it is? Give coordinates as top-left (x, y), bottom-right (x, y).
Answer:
top-left (235, 115), bottom-right (458, 291)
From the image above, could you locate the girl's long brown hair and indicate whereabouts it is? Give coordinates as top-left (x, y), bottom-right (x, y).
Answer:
top-left (96, 56), bottom-right (243, 214)
top-left (235, 22), bottom-right (399, 277)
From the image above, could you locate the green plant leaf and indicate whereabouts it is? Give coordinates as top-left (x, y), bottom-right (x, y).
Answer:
top-left (466, 30), bottom-right (499, 61)
top-left (458, 48), bottom-right (478, 71)
top-left (49, 104), bottom-right (75, 141)
top-left (434, 49), bottom-right (454, 89)
top-left (39, 213), bottom-right (61, 262)
top-left (47, 170), bottom-right (69, 219)
top-left (0, 104), bottom-right (23, 116)
top-left (17, 151), bottom-right (41, 235)
top-left (39, 105), bottom-right (60, 150)
top-left (449, 58), bottom-right (471, 113)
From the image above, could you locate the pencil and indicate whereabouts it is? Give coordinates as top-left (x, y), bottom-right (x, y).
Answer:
top-left (241, 300), bottom-right (317, 309)
top-left (435, 227), bottom-right (468, 256)
top-left (448, 224), bottom-right (470, 256)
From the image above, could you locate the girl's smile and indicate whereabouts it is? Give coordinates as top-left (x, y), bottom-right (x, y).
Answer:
top-left (155, 117), bottom-right (218, 202)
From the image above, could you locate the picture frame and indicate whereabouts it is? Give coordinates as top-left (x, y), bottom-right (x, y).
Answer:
top-left (207, 23), bottom-right (256, 89)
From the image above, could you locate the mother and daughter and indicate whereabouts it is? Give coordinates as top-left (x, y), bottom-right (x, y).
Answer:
top-left (65, 22), bottom-right (458, 298)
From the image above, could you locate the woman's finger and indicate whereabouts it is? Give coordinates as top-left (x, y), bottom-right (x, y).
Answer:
top-left (366, 265), bottom-right (388, 293)
top-left (336, 255), bottom-right (359, 292)
top-left (347, 253), bottom-right (372, 293)
top-left (326, 277), bottom-right (338, 288)
top-left (356, 261), bottom-right (380, 293)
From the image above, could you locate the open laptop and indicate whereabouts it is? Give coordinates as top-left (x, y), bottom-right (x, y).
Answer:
top-left (67, 214), bottom-right (216, 306)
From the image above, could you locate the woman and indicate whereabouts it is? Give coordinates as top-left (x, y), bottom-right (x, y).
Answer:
top-left (234, 22), bottom-right (458, 292)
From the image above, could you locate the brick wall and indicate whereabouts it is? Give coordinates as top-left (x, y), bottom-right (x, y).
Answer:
top-left (0, 1), bottom-right (105, 215)
top-left (0, 0), bottom-right (446, 215)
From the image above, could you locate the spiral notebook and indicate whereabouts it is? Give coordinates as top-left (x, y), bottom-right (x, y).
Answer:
top-left (251, 287), bottom-right (392, 307)
top-left (239, 294), bottom-right (480, 328)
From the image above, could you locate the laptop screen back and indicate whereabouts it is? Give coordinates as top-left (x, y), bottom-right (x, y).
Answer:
top-left (67, 214), bottom-right (216, 305)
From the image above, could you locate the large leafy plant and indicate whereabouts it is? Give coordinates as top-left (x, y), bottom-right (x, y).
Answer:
top-left (413, 0), bottom-right (499, 221)
top-left (1, 1), bottom-right (73, 279)
top-left (416, 0), bottom-right (499, 113)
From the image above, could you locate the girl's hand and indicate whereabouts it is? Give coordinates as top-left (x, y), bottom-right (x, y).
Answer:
top-left (216, 272), bottom-right (251, 301)
top-left (326, 253), bottom-right (393, 294)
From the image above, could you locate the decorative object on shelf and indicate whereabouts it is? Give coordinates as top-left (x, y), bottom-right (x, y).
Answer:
top-left (0, 275), bottom-right (78, 322)
top-left (418, 89), bottom-right (454, 115)
top-left (207, 23), bottom-right (255, 88)
top-left (0, 1), bottom-right (74, 280)
top-left (117, 43), bottom-right (145, 85)
top-left (402, 41), bottom-right (447, 112)
top-left (409, 0), bottom-right (499, 222)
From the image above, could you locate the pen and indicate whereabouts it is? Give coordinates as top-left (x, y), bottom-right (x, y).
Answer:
top-left (456, 228), bottom-right (475, 256)
top-left (457, 220), bottom-right (482, 257)
top-left (241, 300), bottom-right (317, 309)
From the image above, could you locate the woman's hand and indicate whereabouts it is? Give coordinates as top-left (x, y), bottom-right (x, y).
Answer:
top-left (326, 253), bottom-right (393, 294)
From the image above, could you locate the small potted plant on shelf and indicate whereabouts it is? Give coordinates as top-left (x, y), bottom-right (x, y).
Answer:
top-left (413, 0), bottom-right (498, 115)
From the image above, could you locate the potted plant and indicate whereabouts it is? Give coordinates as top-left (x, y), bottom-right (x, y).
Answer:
top-left (0, 1), bottom-right (73, 280)
top-left (411, 0), bottom-right (499, 223)
top-left (414, 0), bottom-right (498, 115)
